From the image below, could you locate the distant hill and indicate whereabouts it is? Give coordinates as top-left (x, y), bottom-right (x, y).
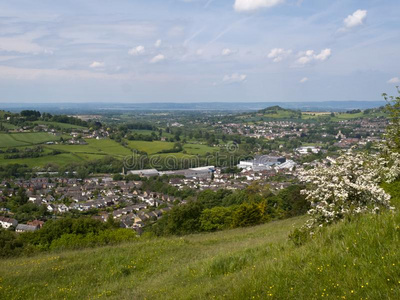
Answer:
top-left (257, 105), bottom-right (302, 119)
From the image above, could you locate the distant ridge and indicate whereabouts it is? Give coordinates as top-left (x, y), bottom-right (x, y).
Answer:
top-left (0, 101), bottom-right (385, 113)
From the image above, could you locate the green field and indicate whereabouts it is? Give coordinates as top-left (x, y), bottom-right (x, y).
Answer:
top-left (183, 143), bottom-right (217, 155)
top-left (0, 138), bottom-right (217, 167)
top-left (0, 138), bottom-right (131, 167)
top-left (0, 132), bottom-right (63, 148)
top-left (33, 121), bottom-right (87, 130)
top-left (48, 139), bottom-right (132, 158)
top-left (127, 140), bottom-right (175, 154)
top-left (0, 122), bottom-right (18, 129)
top-left (0, 153), bottom-right (87, 167)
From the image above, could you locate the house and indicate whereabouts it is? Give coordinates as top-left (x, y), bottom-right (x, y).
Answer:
top-left (0, 216), bottom-right (18, 229)
top-left (296, 146), bottom-right (320, 155)
top-left (16, 224), bottom-right (39, 233)
top-left (27, 220), bottom-right (45, 228)
top-left (57, 204), bottom-right (69, 213)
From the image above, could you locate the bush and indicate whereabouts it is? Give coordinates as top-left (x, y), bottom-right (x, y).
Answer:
top-left (200, 206), bottom-right (235, 231)
top-left (231, 202), bottom-right (263, 228)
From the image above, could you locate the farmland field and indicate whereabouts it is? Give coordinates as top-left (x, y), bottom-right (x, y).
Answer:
top-left (0, 134), bottom-right (30, 147)
top-left (33, 121), bottom-right (87, 130)
top-left (47, 139), bottom-right (132, 157)
top-left (0, 153), bottom-right (84, 167)
top-left (0, 132), bottom-right (64, 148)
top-left (0, 122), bottom-right (18, 129)
top-left (8, 133), bottom-right (62, 145)
top-left (126, 140), bottom-right (175, 154)
top-left (183, 143), bottom-right (217, 155)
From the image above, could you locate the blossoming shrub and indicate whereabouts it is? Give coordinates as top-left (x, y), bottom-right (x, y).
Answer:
top-left (297, 150), bottom-right (395, 234)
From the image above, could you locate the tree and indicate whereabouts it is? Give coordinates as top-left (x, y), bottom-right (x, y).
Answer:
top-left (383, 87), bottom-right (400, 150)
top-left (200, 206), bottom-right (234, 231)
top-left (231, 202), bottom-right (263, 228)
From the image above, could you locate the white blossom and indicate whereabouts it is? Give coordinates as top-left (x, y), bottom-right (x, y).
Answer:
top-left (299, 148), bottom-right (396, 230)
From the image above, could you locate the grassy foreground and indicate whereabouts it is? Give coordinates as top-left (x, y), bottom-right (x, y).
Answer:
top-left (1, 210), bottom-right (400, 300)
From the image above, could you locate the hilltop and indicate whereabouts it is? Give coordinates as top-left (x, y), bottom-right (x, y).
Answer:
top-left (1, 180), bottom-right (400, 299)
top-left (257, 105), bottom-right (302, 119)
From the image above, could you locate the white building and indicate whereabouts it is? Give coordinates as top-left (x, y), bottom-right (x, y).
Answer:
top-left (296, 146), bottom-right (320, 155)
top-left (0, 216), bottom-right (18, 229)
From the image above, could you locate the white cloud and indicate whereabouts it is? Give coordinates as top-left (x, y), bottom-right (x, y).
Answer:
top-left (155, 39), bottom-right (162, 48)
top-left (299, 77), bottom-right (308, 83)
top-left (267, 48), bottom-right (292, 62)
top-left (196, 49), bottom-right (204, 55)
top-left (89, 61), bottom-right (104, 68)
top-left (222, 73), bottom-right (247, 84)
top-left (221, 48), bottom-right (233, 56)
top-left (388, 77), bottom-right (400, 84)
top-left (314, 48), bottom-right (331, 61)
top-left (128, 45), bottom-right (145, 56)
top-left (150, 54), bottom-right (165, 63)
top-left (343, 9), bottom-right (367, 29)
top-left (296, 48), bottom-right (331, 65)
top-left (234, 0), bottom-right (284, 12)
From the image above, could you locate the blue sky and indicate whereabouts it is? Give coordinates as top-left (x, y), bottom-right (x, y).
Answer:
top-left (0, 0), bottom-right (399, 103)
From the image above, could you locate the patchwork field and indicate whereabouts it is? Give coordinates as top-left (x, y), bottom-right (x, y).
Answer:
top-left (0, 136), bottom-right (219, 168)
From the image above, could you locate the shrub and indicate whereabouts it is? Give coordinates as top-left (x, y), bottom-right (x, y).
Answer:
top-left (231, 202), bottom-right (263, 228)
top-left (200, 206), bottom-right (235, 231)
top-left (299, 149), bottom-right (394, 232)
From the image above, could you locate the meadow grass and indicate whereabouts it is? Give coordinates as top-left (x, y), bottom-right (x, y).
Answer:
top-left (47, 139), bottom-right (132, 158)
top-left (1, 210), bottom-right (399, 299)
top-left (0, 134), bottom-right (30, 147)
top-left (0, 153), bottom-right (85, 167)
top-left (127, 140), bottom-right (175, 154)
top-left (0, 133), bottom-right (61, 148)
top-left (33, 121), bottom-right (87, 130)
top-left (0, 122), bottom-right (18, 129)
top-left (183, 144), bottom-right (217, 155)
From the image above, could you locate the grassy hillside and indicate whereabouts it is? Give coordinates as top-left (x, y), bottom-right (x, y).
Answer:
top-left (33, 121), bottom-right (87, 130)
top-left (0, 133), bottom-right (62, 148)
top-left (1, 204), bottom-right (400, 299)
top-left (48, 139), bottom-right (132, 157)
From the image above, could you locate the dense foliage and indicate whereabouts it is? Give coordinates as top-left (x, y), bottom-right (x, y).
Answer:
top-left (146, 183), bottom-right (308, 236)
top-left (0, 217), bottom-right (136, 258)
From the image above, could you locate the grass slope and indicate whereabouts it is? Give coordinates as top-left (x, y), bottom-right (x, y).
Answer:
top-left (48, 139), bottom-right (132, 158)
top-left (127, 140), bottom-right (175, 154)
top-left (1, 208), bottom-right (400, 299)
top-left (0, 133), bottom-right (61, 148)
top-left (33, 121), bottom-right (87, 130)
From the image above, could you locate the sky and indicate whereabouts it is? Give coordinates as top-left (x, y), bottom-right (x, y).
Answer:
top-left (0, 0), bottom-right (399, 103)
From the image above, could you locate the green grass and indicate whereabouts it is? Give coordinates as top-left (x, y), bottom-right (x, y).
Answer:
top-left (0, 134), bottom-right (29, 147)
top-left (183, 144), bottom-right (217, 155)
top-left (48, 139), bottom-right (132, 158)
top-left (1, 203), bottom-right (400, 299)
top-left (33, 121), bottom-right (87, 130)
top-left (0, 133), bottom-right (62, 148)
top-left (126, 140), bottom-right (175, 154)
top-left (0, 153), bottom-right (87, 167)
top-left (0, 122), bottom-right (18, 129)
